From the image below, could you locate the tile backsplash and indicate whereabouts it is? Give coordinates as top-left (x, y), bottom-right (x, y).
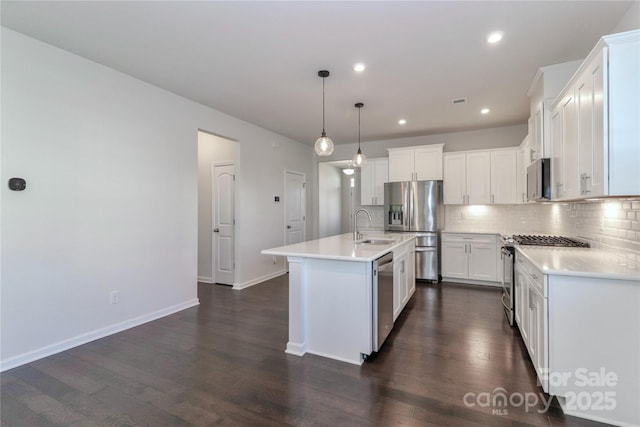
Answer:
top-left (445, 199), bottom-right (640, 264)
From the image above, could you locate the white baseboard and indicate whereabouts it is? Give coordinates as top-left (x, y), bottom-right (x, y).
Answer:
top-left (441, 278), bottom-right (502, 288)
top-left (197, 276), bottom-right (213, 284)
top-left (233, 270), bottom-right (286, 290)
top-left (285, 341), bottom-right (306, 356)
top-left (0, 298), bottom-right (200, 372)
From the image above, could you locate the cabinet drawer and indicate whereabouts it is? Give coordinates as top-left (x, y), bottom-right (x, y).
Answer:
top-left (515, 252), bottom-right (545, 295)
top-left (442, 233), bottom-right (497, 244)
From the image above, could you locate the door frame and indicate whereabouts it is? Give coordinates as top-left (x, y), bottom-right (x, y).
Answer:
top-left (283, 170), bottom-right (306, 245)
top-left (211, 161), bottom-right (236, 285)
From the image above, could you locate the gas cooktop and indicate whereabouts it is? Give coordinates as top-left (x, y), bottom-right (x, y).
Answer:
top-left (511, 235), bottom-right (590, 248)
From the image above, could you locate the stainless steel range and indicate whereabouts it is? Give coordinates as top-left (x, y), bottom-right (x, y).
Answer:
top-left (500, 235), bottom-right (589, 325)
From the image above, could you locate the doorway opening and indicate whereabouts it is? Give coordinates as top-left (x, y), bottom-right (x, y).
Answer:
top-left (197, 130), bottom-right (237, 285)
top-left (284, 170), bottom-right (306, 246)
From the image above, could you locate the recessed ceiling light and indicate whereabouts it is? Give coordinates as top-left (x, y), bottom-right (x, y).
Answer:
top-left (481, 108), bottom-right (490, 114)
top-left (487, 31), bottom-right (504, 44)
top-left (398, 119), bottom-right (406, 125)
top-left (354, 63), bottom-right (366, 72)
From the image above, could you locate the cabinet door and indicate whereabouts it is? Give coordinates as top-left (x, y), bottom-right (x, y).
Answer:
top-left (529, 287), bottom-right (548, 392)
top-left (578, 49), bottom-right (606, 197)
top-left (532, 103), bottom-right (544, 160)
top-left (388, 149), bottom-right (415, 182)
top-left (393, 255), bottom-right (407, 321)
top-left (400, 257), bottom-right (409, 307)
top-left (562, 93), bottom-right (580, 199)
top-left (468, 243), bottom-right (497, 282)
top-left (515, 264), bottom-right (529, 342)
top-left (414, 146), bottom-right (443, 180)
top-left (407, 248), bottom-right (416, 297)
top-left (441, 241), bottom-right (467, 278)
top-left (490, 150), bottom-right (518, 204)
top-left (373, 159), bottom-right (388, 205)
top-left (466, 152), bottom-right (491, 205)
top-left (551, 106), bottom-right (565, 199)
top-left (360, 161), bottom-right (376, 205)
top-left (443, 153), bottom-right (466, 204)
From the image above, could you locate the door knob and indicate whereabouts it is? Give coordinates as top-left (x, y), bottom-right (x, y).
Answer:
top-left (213, 228), bottom-right (219, 232)
top-left (287, 225), bottom-right (292, 229)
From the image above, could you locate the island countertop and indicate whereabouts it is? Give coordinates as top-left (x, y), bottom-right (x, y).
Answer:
top-left (262, 232), bottom-right (416, 262)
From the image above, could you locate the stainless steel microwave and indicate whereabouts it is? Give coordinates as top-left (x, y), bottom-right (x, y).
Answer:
top-left (527, 158), bottom-right (551, 201)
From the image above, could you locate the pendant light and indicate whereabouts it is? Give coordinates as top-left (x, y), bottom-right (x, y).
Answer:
top-left (353, 102), bottom-right (367, 167)
top-left (314, 70), bottom-right (334, 156)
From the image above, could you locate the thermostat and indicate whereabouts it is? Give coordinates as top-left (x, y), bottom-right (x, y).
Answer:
top-left (8, 177), bottom-right (26, 191)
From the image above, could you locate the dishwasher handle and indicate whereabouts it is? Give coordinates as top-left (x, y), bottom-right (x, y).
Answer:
top-left (376, 252), bottom-right (394, 270)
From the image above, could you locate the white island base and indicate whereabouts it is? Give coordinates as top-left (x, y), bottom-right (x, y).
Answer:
top-left (286, 257), bottom-right (373, 365)
top-left (263, 233), bottom-right (417, 365)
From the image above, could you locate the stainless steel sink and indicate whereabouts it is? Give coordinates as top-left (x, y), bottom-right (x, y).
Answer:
top-left (356, 239), bottom-right (395, 245)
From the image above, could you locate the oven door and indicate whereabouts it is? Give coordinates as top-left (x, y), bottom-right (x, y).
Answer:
top-left (500, 246), bottom-right (514, 325)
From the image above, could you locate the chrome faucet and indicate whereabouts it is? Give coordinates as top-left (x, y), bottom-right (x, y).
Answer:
top-left (353, 208), bottom-right (373, 241)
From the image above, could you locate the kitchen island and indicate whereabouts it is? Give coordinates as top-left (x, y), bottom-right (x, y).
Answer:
top-left (262, 233), bottom-right (416, 365)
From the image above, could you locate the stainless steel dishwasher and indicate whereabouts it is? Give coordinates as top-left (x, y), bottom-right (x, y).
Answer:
top-left (373, 252), bottom-right (394, 351)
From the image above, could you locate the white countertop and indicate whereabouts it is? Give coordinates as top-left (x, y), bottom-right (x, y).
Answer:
top-left (516, 246), bottom-right (640, 281)
top-left (262, 232), bottom-right (416, 262)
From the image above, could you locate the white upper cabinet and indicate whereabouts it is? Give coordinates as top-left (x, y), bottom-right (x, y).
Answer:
top-left (444, 149), bottom-right (518, 205)
top-left (443, 153), bottom-right (467, 204)
top-left (551, 30), bottom-right (640, 199)
top-left (360, 158), bottom-right (388, 206)
top-left (577, 48), bottom-right (606, 197)
top-left (517, 135), bottom-right (531, 204)
top-left (388, 144), bottom-right (443, 182)
top-left (443, 151), bottom-right (491, 205)
top-left (465, 151), bottom-right (491, 205)
top-left (527, 60), bottom-right (582, 161)
top-left (490, 149), bottom-right (519, 204)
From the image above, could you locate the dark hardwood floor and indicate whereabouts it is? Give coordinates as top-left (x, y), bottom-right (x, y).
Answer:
top-left (1, 277), bottom-right (609, 426)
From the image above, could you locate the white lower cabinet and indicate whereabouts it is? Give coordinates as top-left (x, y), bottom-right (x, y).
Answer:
top-left (393, 239), bottom-right (416, 321)
top-left (514, 253), bottom-right (550, 393)
top-left (514, 249), bottom-right (640, 426)
top-left (441, 233), bottom-right (498, 283)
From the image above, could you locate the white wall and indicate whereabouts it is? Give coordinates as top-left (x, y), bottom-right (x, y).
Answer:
top-left (197, 131), bottom-right (237, 283)
top-left (318, 163), bottom-right (342, 238)
top-left (0, 28), bottom-right (313, 370)
top-left (613, 1), bottom-right (640, 33)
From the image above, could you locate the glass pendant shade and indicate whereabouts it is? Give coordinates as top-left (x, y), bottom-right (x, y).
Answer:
top-left (315, 133), bottom-right (334, 156)
top-left (314, 70), bottom-right (334, 156)
top-left (353, 102), bottom-right (367, 167)
top-left (353, 147), bottom-right (367, 167)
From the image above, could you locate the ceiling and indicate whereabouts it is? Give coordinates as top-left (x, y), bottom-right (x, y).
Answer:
top-left (1, 1), bottom-right (635, 146)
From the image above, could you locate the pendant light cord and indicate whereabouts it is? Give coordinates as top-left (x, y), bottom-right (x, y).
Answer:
top-left (322, 77), bottom-right (326, 135)
top-left (358, 106), bottom-right (361, 149)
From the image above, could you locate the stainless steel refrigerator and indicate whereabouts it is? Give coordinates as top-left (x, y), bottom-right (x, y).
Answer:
top-left (384, 180), bottom-right (444, 282)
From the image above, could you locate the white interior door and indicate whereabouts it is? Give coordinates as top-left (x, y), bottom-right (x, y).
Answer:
top-left (212, 163), bottom-right (235, 285)
top-left (285, 171), bottom-right (306, 245)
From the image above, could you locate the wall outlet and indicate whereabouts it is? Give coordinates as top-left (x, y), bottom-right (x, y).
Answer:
top-left (110, 290), bottom-right (120, 305)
